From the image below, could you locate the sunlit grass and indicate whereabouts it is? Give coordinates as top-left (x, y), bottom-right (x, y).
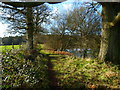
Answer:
top-left (52, 56), bottom-right (120, 89)
top-left (0, 45), bottom-right (21, 51)
top-left (40, 50), bottom-right (52, 54)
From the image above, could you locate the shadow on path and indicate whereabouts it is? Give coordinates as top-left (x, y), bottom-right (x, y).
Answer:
top-left (47, 55), bottom-right (64, 90)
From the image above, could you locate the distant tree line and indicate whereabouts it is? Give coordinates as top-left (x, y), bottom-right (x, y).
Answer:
top-left (1, 36), bottom-right (26, 45)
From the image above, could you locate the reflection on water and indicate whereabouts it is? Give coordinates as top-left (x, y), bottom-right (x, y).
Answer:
top-left (65, 49), bottom-right (96, 58)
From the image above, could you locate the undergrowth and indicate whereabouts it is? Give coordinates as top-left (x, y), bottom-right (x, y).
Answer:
top-left (2, 49), bottom-right (49, 89)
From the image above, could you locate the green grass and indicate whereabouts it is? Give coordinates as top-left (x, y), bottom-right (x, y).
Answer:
top-left (51, 56), bottom-right (120, 89)
top-left (40, 50), bottom-right (51, 54)
top-left (0, 45), bottom-right (21, 52)
top-left (0, 44), bottom-right (44, 53)
top-left (40, 50), bottom-right (57, 55)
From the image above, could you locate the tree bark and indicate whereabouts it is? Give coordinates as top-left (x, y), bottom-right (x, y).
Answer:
top-left (26, 7), bottom-right (34, 50)
top-left (99, 2), bottom-right (120, 65)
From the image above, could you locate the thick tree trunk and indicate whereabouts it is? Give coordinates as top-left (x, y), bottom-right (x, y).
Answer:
top-left (99, 3), bottom-right (120, 65)
top-left (26, 7), bottom-right (34, 50)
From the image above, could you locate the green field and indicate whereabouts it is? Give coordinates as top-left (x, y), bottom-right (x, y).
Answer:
top-left (0, 44), bottom-right (44, 53)
top-left (0, 45), bottom-right (21, 52)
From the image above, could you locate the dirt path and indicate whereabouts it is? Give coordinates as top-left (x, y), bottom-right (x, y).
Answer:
top-left (47, 56), bottom-right (63, 89)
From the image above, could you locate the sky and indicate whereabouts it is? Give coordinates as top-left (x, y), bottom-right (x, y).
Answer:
top-left (0, 0), bottom-right (99, 37)
top-left (0, 22), bottom-right (8, 37)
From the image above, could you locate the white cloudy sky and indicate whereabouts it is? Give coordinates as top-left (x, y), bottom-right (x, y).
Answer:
top-left (0, 22), bottom-right (8, 37)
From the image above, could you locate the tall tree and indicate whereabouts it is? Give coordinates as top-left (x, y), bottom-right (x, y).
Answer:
top-left (1, 1), bottom-right (65, 50)
top-left (98, 2), bottom-right (120, 65)
top-left (1, 2), bottom-right (53, 49)
top-left (44, 4), bottom-right (101, 56)
top-left (26, 7), bottom-right (34, 49)
top-left (66, 5), bottom-right (101, 57)
top-left (45, 13), bottom-right (72, 51)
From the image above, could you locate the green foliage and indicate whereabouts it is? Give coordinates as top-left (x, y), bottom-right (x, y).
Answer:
top-left (52, 56), bottom-right (120, 89)
top-left (2, 50), bottom-right (49, 89)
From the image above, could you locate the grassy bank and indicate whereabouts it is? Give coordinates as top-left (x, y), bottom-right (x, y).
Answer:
top-left (51, 56), bottom-right (120, 89)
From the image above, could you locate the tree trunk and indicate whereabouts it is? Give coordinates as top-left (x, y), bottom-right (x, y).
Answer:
top-left (83, 49), bottom-right (87, 58)
top-left (99, 3), bottom-right (120, 65)
top-left (26, 7), bottom-right (34, 50)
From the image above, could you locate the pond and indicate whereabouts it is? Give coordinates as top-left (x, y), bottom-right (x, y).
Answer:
top-left (65, 49), bottom-right (97, 58)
